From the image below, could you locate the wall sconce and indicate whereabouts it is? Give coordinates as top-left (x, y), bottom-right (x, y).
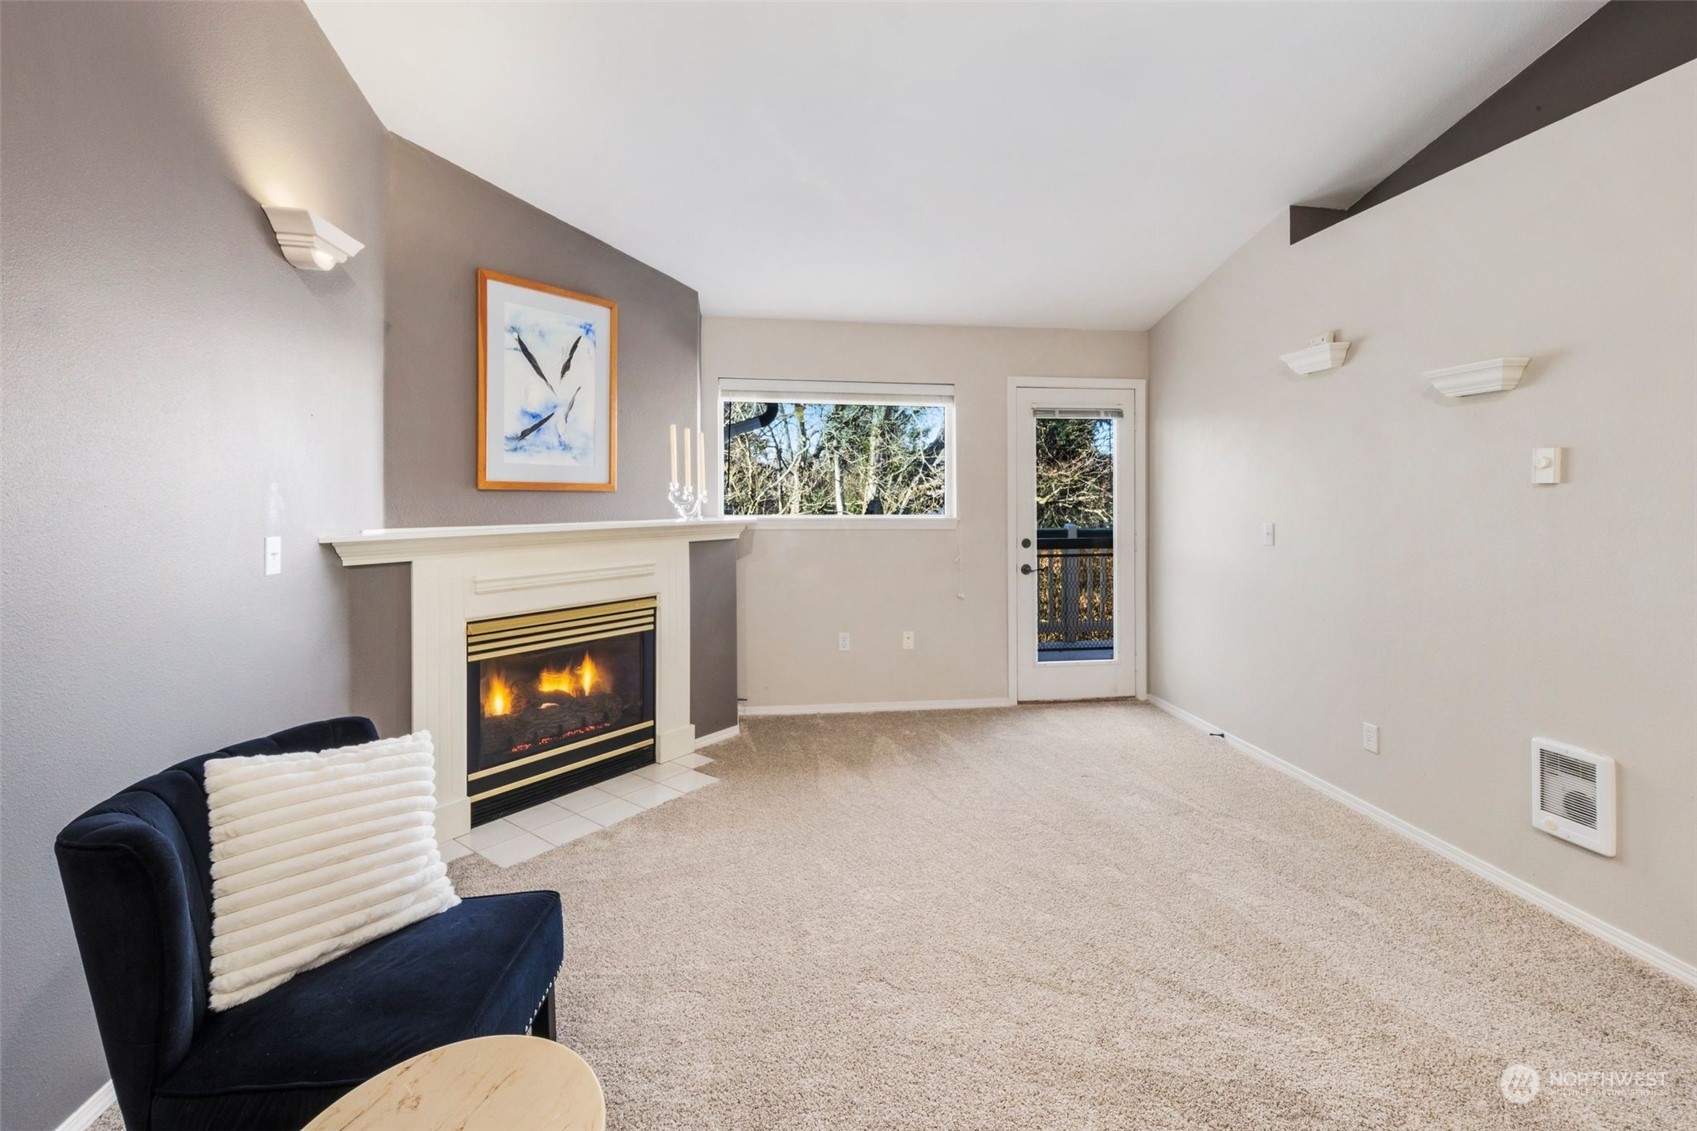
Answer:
top-left (1422, 357), bottom-right (1530, 397)
top-left (1280, 331), bottom-right (1351, 374)
top-left (263, 206), bottom-right (364, 271)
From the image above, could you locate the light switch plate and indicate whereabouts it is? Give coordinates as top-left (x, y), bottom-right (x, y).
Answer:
top-left (264, 536), bottom-right (283, 576)
top-left (1362, 722), bottom-right (1379, 754)
top-left (1532, 447), bottom-right (1564, 485)
top-left (1262, 523), bottom-right (1276, 547)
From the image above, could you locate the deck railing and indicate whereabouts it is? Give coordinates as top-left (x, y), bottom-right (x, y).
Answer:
top-left (1036, 526), bottom-right (1114, 651)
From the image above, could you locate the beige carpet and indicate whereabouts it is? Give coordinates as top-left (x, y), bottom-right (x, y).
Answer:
top-left (98, 703), bottom-right (1695, 1129)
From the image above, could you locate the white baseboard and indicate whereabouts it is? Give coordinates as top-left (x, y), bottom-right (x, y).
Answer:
top-left (1149, 697), bottom-right (1697, 989)
top-left (55, 1080), bottom-right (115, 1131)
top-left (695, 723), bottom-right (741, 749)
top-left (740, 697), bottom-right (1016, 717)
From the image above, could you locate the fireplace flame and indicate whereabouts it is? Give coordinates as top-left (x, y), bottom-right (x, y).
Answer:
top-left (483, 672), bottom-right (513, 717)
top-left (537, 653), bottom-right (604, 698)
top-left (537, 666), bottom-right (578, 696)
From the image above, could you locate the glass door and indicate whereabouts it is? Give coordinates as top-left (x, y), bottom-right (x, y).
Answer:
top-left (1013, 385), bottom-right (1138, 701)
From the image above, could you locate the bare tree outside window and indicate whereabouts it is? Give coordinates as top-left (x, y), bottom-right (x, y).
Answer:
top-left (1035, 419), bottom-right (1114, 529)
top-left (722, 400), bottom-right (947, 517)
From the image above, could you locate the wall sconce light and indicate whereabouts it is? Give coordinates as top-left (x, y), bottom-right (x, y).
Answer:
top-left (263, 206), bottom-right (364, 271)
top-left (1422, 357), bottom-right (1530, 397)
top-left (1280, 331), bottom-right (1351, 375)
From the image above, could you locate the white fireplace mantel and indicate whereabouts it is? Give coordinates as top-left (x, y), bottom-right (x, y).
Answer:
top-left (321, 517), bottom-right (750, 566)
top-left (321, 518), bottom-right (748, 841)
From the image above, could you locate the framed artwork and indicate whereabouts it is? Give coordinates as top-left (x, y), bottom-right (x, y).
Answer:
top-left (477, 269), bottom-right (618, 491)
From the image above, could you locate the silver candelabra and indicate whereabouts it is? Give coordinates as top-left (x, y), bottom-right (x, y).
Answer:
top-left (667, 481), bottom-right (702, 521)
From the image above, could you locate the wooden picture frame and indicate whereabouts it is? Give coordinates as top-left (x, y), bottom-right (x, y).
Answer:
top-left (477, 269), bottom-right (618, 491)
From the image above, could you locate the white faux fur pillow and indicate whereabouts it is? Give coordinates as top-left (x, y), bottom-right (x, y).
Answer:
top-left (203, 730), bottom-right (460, 1011)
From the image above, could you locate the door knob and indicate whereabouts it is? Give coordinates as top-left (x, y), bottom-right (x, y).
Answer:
top-left (1020, 564), bottom-right (1035, 575)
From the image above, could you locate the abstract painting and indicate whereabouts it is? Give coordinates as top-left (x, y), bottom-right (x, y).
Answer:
top-left (477, 269), bottom-right (617, 490)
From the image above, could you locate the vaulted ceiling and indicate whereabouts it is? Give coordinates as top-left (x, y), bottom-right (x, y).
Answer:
top-left (310, 2), bottom-right (1600, 329)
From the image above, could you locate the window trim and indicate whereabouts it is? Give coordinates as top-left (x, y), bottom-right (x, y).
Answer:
top-left (717, 379), bottom-right (957, 524)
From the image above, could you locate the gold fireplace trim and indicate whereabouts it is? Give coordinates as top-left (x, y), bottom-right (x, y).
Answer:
top-left (468, 737), bottom-right (656, 803)
top-left (466, 597), bottom-right (657, 662)
top-left (466, 720), bottom-right (654, 783)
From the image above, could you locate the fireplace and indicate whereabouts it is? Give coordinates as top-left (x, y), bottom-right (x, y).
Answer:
top-left (466, 597), bottom-right (657, 825)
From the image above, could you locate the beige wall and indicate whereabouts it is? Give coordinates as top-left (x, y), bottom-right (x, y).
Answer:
top-left (702, 319), bottom-right (1146, 708)
top-left (1149, 64), bottom-right (1695, 965)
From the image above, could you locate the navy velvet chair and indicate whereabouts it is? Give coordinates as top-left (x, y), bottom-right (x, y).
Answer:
top-left (56, 717), bottom-right (564, 1131)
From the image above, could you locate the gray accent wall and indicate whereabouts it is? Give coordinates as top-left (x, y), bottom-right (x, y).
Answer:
top-left (347, 563), bottom-right (412, 737)
top-left (0, 3), bottom-right (387, 1128)
top-left (382, 136), bottom-right (700, 527)
top-left (689, 541), bottom-right (740, 737)
top-left (351, 136), bottom-right (737, 736)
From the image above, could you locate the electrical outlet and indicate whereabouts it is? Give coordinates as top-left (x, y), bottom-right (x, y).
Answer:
top-left (1362, 723), bottom-right (1379, 754)
top-left (264, 536), bottom-right (283, 576)
top-left (838, 632), bottom-right (851, 652)
top-left (902, 630), bottom-right (915, 651)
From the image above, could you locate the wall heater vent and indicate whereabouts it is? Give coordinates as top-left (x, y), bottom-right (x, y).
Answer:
top-left (1531, 739), bottom-right (1616, 856)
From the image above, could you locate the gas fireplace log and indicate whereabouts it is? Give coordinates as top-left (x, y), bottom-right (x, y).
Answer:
top-left (526, 691), bottom-right (624, 735)
top-left (479, 692), bottom-right (628, 757)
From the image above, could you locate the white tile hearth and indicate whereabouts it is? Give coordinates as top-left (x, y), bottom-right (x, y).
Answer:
top-left (633, 757), bottom-right (712, 783)
top-left (597, 771), bottom-right (661, 800)
top-left (664, 769), bottom-right (718, 793)
top-left (457, 818), bottom-right (526, 853)
top-left (631, 762), bottom-right (687, 783)
top-left (578, 797), bottom-right (644, 828)
top-left (504, 800), bottom-right (576, 831)
top-left (618, 781), bottom-right (684, 808)
top-left (452, 764), bottom-right (722, 868)
top-left (476, 831), bottom-right (554, 868)
top-left (553, 784), bottom-right (620, 814)
top-left (533, 813), bottom-right (600, 847)
top-left (672, 753), bottom-right (714, 769)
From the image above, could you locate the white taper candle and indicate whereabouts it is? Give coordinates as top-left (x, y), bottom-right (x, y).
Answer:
top-left (683, 427), bottom-right (692, 489)
top-left (670, 423), bottom-right (678, 484)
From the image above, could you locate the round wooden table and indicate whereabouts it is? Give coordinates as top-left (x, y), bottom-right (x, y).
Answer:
top-left (304, 1035), bottom-right (605, 1131)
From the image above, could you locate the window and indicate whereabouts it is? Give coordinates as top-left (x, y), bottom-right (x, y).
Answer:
top-left (719, 380), bottom-right (954, 521)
